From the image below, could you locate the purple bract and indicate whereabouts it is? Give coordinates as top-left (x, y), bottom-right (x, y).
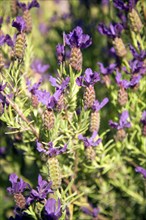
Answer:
top-left (98, 23), bottom-right (123, 39)
top-left (27, 175), bottom-right (53, 204)
top-left (12, 16), bottom-right (26, 33)
top-left (92, 98), bottom-right (109, 111)
top-left (113, 0), bottom-right (138, 12)
top-left (76, 68), bottom-right (100, 87)
top-left (141, 111), bottom-right (146, 125)
top-left (78, 131), bottom-right (102, 148)
top-left (17, 0), bottom-right (40, 11)
top-left (49, 76), bottom-right (70, 91)
top-left (81, 205), bottom-right (99, 218)
top-left (0, 34), bottom-right (14, 47)
top-left (65, 26), bottom-right (92, 49)
top-left (129, 44), bottom-right (146, 61)
top-left (7, 173), bottom-right (30, 195)
top-left (36, 141), bottom-right (67, 157)
top-left (109, 110), bottom-right (131, 130)
top-left (98, 62), bottom-right (117, 75)
top-left (135, 166), bottom-right (146, 178)
top-left (45, 198), bottom-right (62, 220)
top-left (31, 59), bottom-right (49, 74)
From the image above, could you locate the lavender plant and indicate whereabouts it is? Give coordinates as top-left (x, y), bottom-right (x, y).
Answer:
top-left (0, 0), bottom-right (146, 220)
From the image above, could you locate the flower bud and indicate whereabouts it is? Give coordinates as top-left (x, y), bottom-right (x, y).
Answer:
top-left (14, 33), bottom-right (26, 60)
top-left (14, 193), bottom-right (26, 209)
top-left (116, 129), bottom-right (126, 141)
top-left (70, 47), bottom-right (82, 71)
top-left (112, 37), bottom-right (127, 57)
top-left (10, 0), bottom-right (18, 17)
top-left (31, 94), bottom-right (39, 108)
top-left (23, 10), bottom-right (32, 34)
top-left (103, 75), bottom-right (111, 87)
top-left (86, 146), bottom-right (96, 161)
top-left (128, 9), bottom-right (143, 33)
top-left (118, 87), bottom-right (128, 106)
top-left (84, 85), bottom-right (95, 109)
top-left (0, 102), bottom-right (4, 115)
top-left (0, 52), bottom-right (5, 69)
top-left (44, 109), bottom-right (55, 130)
top-left (142, 125), bottom-right (146, 136)
top-left (0, 29), bottom-right (4, 37)
top-left (56, 94), bottom-right (65, 112)
top-left (90, 111), bottom-right (100, 133)
top-left (47, 157), bottom-right (61, 190)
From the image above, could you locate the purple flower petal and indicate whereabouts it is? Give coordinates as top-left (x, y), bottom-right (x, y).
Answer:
top-left (28, 0), bottom-right (40, 10)
top-left (135, 166), bottom-right (146, 178)
top-left (31, 59), bottom-right (49, 74)
top-left (45, 198), bottom-right (62, 219)
top-left (141, 111), bottom-right (146, 125)
top-left (12, 16), bottom-right (26, 33)
top-left (65, 26), bottom-right (92, 49)
top-left (92, 98), bottom-right (109, 111)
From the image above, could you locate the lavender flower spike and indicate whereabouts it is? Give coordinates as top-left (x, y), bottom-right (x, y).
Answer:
top-left (45, 198), bottom-right (62, 220)
top-left (27, 175), bottom-right (53, 205)
top-left (135, 166), bottom-right (146, 178)
top-left (7, 173), bottom-right (30, 195)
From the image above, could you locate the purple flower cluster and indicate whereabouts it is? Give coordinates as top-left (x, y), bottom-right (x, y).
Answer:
top-left (65, 26), bottom-right (92, 49)
top-left (76, 68), bottom-right (100, 87)
top-left (113, 0), bottom-right (138, 12)
top-left (31, 59), bottom-right (49, 74)
top-left (12, 16), bottom-right (26, 33)
top-left (92, 98), bottom-right (109, 112)
top-left (98, 62), bottom-right (117, 76)
top-left (7, 174), bottom-right (30, 195)
top-left (0, 34), bottom-right (14, 47)
top-left (44, 198), bottom-right (62, 220)
top-left (78, 131), bottom-right (101, 148)
top-left (37, 141), bottom-right (67, 157)
top-left (17, 0), bottom-right (40, 11)
top-left (109, 110), bottom-right (131, 130)
top-left (7, 173), bottom-right (62, 219)
top-left (27, 175), bottom-right (53, 204)
top-left (129, 44), bottom-right (146, 62)
top-left (115, 71), bottom-right (141, 89)
top-left (98, 23), bottom-right (123, 39)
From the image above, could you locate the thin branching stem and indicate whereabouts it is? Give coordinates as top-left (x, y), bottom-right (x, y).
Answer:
top-left (1, 91), bottom-right (39, 139)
